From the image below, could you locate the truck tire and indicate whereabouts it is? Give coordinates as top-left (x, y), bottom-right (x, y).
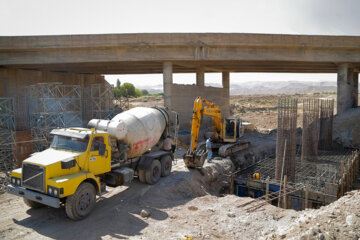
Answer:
top-left (23, 198), bottom-right (44, 208)
top-left (65, 182), bottom-right (96, 220)
top-left (160, 155), bottom-right (172, 177)
top-left (145, 160), bottom-right (161, 185)
top-left (138, 169), bottom-right (146, 183)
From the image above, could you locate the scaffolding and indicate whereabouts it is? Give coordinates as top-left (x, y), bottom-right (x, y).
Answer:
top-left (275, 98), bottom-right (298, 183)
top-left (0, 129), bottom-right (16, 172)
top-left (0, 97), bottom-right (16, 172)
top-left (0, 98), bottom-right (15, 130)
top-left (83, 84), bottom-right (115, 124)
top-left (26, 83), bottom-right (82, 149)
top-left (319, 99), bottom-right (334, 150)
top-left (301, 99), bottom-right (320, 161)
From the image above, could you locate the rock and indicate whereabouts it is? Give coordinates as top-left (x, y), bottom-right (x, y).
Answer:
top-left (318, 233), bottom-right (325, 240)
top-left (299, 233), bottom-right (308, 240)
top-left (309, 228), bottom-right (317, 236)
top-left (227, 212), bottom-right (236, 218)
top-left (140, 209), bottom-right (150, 218)
top-left (279, 234), bottom-right (286, 239)
top-left (346, 215), bottom-right (355, 226)
top-left (188, 206), bottom-right (198, 211)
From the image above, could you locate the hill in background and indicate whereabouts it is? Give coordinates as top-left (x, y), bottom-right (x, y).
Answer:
top-left (136, 80), bottom-right (337, 95)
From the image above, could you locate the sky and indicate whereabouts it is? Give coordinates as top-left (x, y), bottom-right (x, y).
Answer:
top-left (1, 0), bottom-right (359, 88)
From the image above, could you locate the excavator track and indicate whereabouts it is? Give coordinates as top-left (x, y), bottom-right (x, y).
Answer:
top-left (218, 141), bottom-right (250, 157)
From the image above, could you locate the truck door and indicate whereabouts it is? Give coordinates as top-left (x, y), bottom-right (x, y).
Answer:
top-left (89, 136), bottom-right (109, 175)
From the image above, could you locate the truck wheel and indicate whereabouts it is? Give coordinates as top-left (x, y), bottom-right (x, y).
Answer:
top-left (138, 169), bottom-right (146, 183)
top-left (160, 155), bottom-right (172, 177)
top-left (23, 198), bottom-right (44, 208)
top-left (145, 160), bottom-right (161, 185)
top-left (65, 182), bottom-right (96, 220)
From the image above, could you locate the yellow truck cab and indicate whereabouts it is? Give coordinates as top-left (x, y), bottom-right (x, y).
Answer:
top-left (8, 107), bottom-right (177, 220)
top-left (8, 128), bottom-right (112, 220)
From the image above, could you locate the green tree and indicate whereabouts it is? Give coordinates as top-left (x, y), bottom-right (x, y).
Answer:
top-left (116, 79), bottom-right (121, 89)
top-left (113, 88), bottom-right (121, 99)
top-left (141, 89), bottom-right (149, 95)
top-left (135, 89), bottom-right (143, 97)
top-left (121, 83), bottom-right (136, 97)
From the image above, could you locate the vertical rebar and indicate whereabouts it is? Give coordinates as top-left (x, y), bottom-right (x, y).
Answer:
top-left (319, 99), bottom-right (334, 150)
top-left (276, 98), bottom-right (298, 183)
top-left (301, 99), bottom-right (320, 161)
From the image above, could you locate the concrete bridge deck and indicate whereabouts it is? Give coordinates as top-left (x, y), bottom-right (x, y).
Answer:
top-left (1, 33), bottom-right (360, 74)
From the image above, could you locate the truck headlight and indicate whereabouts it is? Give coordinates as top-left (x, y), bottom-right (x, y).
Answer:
top-left (11, 177), bottom-right (21, 186)
top-left (47, 186), bottom-right (59, 197)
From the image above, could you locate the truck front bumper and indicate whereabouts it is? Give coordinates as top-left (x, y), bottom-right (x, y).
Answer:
top-left (7, 185), bottom-right (60, 208)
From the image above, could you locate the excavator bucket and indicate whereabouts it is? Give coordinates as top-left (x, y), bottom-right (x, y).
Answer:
top-left (183, 147), bottom-right (207, 168)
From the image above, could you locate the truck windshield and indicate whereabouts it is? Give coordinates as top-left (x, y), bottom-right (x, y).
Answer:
top-left (50, 135), bottom-right (89, 152)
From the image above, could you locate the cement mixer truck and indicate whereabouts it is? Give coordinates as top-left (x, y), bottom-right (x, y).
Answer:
top-left (7, 106), bottom-right (179, 220)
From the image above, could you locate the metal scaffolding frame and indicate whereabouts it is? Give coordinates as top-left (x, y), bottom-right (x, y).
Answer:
top-left (0, 98), bottom-right (16, 172)
top-left (26, 83), bottom-right (82, 149)
top-left (275, 98), bottom-right (298, 183)
top-left (0, 98), bottom-right (15, 130)
top-left (301, 99), bottom-right (320, 161)
top-left (0, 129), bottom-right (16, 172)
top-left (83, 84), bottom-right (115, 123)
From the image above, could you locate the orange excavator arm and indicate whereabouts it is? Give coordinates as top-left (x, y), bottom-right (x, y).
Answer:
top-left (188, 97), bottom-right (223, 154)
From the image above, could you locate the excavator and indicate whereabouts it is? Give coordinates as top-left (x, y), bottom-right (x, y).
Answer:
top-left (183, 97), bottom-right (250, 168)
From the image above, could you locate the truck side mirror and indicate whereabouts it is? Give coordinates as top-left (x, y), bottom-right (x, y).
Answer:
top-left (99, 143), bottom-right (106, 156)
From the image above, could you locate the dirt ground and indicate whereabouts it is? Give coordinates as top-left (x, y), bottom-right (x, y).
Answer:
top-left (230, 94), bottom-right (337, 130)
top-left (1, 150), bottom-right (358, 240)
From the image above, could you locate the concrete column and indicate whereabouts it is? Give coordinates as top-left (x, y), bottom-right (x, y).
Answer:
top-left (354, 73), bottom-right (359, 107)
top-left (337, 64), bottom-right (358, 114)
top-left (222, 71), bottom-right (230, 89)
top-left (222, 71), bottom-right (230, 116)
top-left (163, 61), bottom-right (173, 109)
top-left (196, 68), bottom-right (205, 86)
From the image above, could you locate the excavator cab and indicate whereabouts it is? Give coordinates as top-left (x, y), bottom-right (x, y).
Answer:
top-left (223, 118), bottom-right (237, 142)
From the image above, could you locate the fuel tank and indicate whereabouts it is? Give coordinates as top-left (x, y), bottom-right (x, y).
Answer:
top-left (88, 107), bottom-right (168, 158)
